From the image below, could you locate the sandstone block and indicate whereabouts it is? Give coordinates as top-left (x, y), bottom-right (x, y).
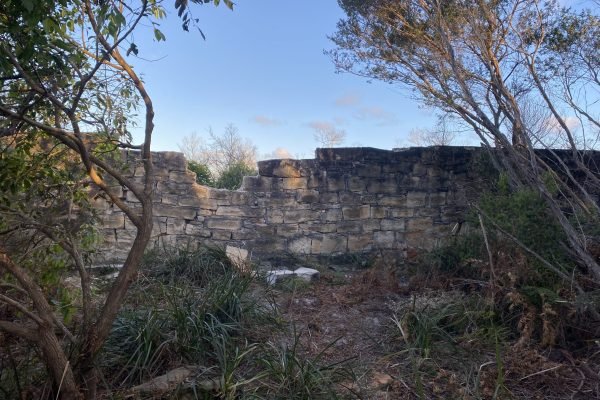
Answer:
top-left (281, 177), bottom-right (308, 190)
top-left (356, 165), bottom-right (382, 177)
top-left (326, 173), bottom-right (346, 191)
top-left (154, 204), bottom-right (197, 220)
top-left (371, 206), bottom-right (387, 219)
top-left (319, 192), bottom-right (339, 203)
top-left (348, 234), bottom-right (373, 252)
top-left (284, 209), bottom-right (317, 224)
top-left (169, 171), bottom-right (196, 184)
top-left (342, 205), bottom-right (370, 220)
top-left (206, 217), bottom-right (242, 230)
top-left (211, 230), bottom-right (232, 240)
top-left (185, 221), bottom-right (211, 237)
top-left (377, 195), bottom-right (406, 207)
top-left (277, 224), bottom-right (300, 235)
top-left (299, 222), bottom-right (337, 233)
top-left (296, 189), bottom-right (319, 203)
top-left (102, 213), bottom-right (125, 229)
top-left (374, 231), bottom-right (396, 249)
top-left (288, 237), bottom-right (312, 254)
top-left (406, 217), bottom-right (433, 232)
top-left (323, 208), bottom-right (342, 222)
top-left (348, 176), bottom-right (366, 192)
top-left (362, 219), bottom-right (381, 232)
top-left (241, 176), bottom-right (272, 191)
top-left (336, 220), bottom-right (362, 233)
top-left (380, 218), bottom-right (405, 231)
top-left (216, 206), bottom-right (263, 218)
top-left (166, 218), bottom-right (186, 235)
top-left (161, 193), bottom-right (179, 205)
top-left (319, 234), bottom-right (347, 253)
top-left (406, 192), bottom-right (427, 208)
top-left (366, 178), bottom-right (399, 194)
top-left (267, 209), bottom-right (284, 224)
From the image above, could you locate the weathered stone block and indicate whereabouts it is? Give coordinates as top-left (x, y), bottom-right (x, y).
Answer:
top-left (299, 222), bottom-right (337, 233)
top-left (166, 218), bottom-right (186, 235)
top-left (323, 208), bottom-right (342, 222)
top-left (211, 230), bottom-right (232, 240)
top-left (267, 209), bottom-right (284, 224)
top-left (406, 192), bottom-right (428, 208)
top-left (326, 173), bottom-right (346, 191)
top-left (336, 221), bottom-right (362, 233)
top-left (154, 204), bottom-right (197, 220)
top-left (216, 206), bottom-right (263, 218)
top-left (319, 192), bottom-right (339, 203)
top-left (230, 191), bottom-right (251, 205)
top-left (378, 195), bottom-right (406, 207)
top-left (348, 234), bottom-right (373, 252)
top-left (374, 231), bottom-right (396, 249)
top-left (102, 213), bottom-right (125, 229)
top-left (342, 205), bottom-right (370, 220)
top-left (296, 189), bottom-right (319, 203)
top-left (284, 209), bottom-right (318, 224)
top-left (348, 176), bottom-right (366, 192)
top-left (185, 221), bottom-right (211, 237)
top-left (362, 219), bottom-right (381, 232)
top-left (169, 171), bottom-right (196, 184)
top-left (429, 191), bottom-right (447, 206)
top-left (281, 177), bottom-right (308, 190)
top-left (366, 178), bottom-right (399, 194)
top-left (277, 224), bottom-right (299, 235)
top-left (241, 176), bottom-right (272, 191)
top-left (288, 237), bottom-right (312, 254)
top-left (371, 206), bottom-right (387, 219)
top-left (406, 217), bottom-right (433, 232)
top-left (356, 165), bottom-right (382, 177)
top-left (179, 195), bottom-right (217, 209)
top-left (381, 218), bottom-right (405, 231)
top-left (206, 217), bottom-right (242, 230)
top-left (161, 193), bottom-right (179, 205)
top-left (314, 234), bottom-right (347, 254)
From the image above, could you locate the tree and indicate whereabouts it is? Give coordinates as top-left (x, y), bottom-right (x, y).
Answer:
top-left (0, 0), bottom-right (232, 398)
top-left (330, 0), bottom-right (600, 284)
top-left (310, 121), bottom-right (347, 147)
top-left (188, 160), bottom-right (215, 186)
top-left (408, 116), bottom-right (457, 146)
top-left (215, 161), bottom-right (257, 190)
top-left (179, 124), bottom-right (258, 179)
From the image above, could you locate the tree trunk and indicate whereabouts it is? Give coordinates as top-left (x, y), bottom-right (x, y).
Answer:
top-left (38, 326), bottom-right (83, 400)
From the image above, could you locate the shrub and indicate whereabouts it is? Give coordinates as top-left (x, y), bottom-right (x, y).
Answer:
top-left (215, 162), bottom-right (257, 190)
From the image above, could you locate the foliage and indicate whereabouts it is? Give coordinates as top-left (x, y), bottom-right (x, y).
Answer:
top-left (179, 124), bottom-right (258, 180)
top-left (330, 0), bottom-right (600, 286)
top-left (215, 161), bottom-right (257, 190)
top-left (188, 160), bottom-right (215, 186)
top-left (0, 0), bottom-right (234, 398)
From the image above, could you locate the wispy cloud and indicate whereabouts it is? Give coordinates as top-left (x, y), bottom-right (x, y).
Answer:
top-left (308, 120), bottom-right (336, 132)
top-left (264, 147), bottom-right (294, 159)
top-left (334, 93), bottom-right (361, 107)
top-left (252, 115), bottom-right (282, 127)
top-left (354, 106), bottom-right (397, 126)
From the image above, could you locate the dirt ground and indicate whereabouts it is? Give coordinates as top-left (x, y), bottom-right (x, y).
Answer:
top-left (270, 264), bottom-right (600, 400)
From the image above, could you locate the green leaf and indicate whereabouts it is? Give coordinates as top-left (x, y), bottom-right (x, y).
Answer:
top-left (22, 0), bottom-right (34, 12)
top-left (153, 28), bottom-right (166, 42)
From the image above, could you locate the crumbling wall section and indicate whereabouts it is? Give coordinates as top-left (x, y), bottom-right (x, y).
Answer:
top-left (97, 147), bottom-right (481, 262)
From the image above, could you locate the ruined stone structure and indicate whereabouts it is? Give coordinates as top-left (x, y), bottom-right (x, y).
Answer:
top-left (97, 147), bottom-right (483, 262)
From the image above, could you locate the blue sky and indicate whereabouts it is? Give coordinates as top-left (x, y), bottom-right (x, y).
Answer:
top-left (131, 1), bottom-right (438, 159)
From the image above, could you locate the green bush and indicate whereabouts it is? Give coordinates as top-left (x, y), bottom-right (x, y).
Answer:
top-left (215, 162), bottom-right (257, 190)
top-left (188, 160), bottom-right (214, 186)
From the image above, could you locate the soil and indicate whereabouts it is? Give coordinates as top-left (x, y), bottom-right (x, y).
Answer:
top-left (269, 264), bottom-right (600, 399)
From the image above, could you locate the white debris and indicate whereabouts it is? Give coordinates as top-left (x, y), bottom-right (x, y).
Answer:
top-left (293, 267), bottom-right (320, 282)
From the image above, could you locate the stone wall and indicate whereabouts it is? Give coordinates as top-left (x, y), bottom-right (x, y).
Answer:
top-left (97, 147), bottom-right (483, 262)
